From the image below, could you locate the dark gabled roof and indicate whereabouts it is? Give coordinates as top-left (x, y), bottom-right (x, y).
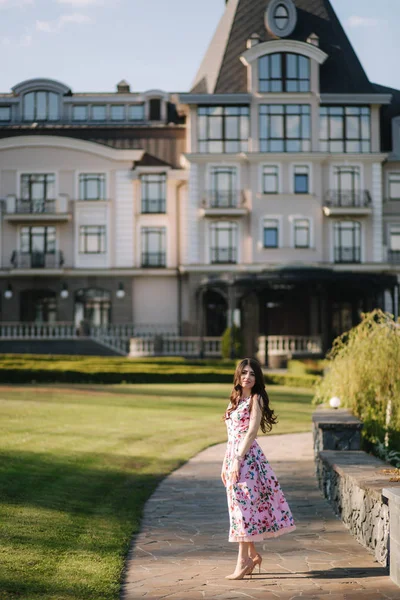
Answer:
top-left (373, 83), bottom-right (400, 152)
top-left (191, 0), bottom-right (375, 95)
top-left (133, 152), bottom-right (173, 168)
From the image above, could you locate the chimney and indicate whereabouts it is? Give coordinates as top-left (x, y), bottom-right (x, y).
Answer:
top-left (117, 79), bottom-right (130, 93)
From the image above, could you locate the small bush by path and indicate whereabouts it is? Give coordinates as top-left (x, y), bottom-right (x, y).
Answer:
top-left (0, 383), bottom-right (313, 600)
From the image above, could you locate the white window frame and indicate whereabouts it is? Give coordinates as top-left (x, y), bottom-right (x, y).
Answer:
top-left (258, 214), bottom-right (283, 250)
top-left (75, 171), bottom-right (109, 202)
top-left (290, 162), bottom-right (312, 194)
top-left (259, 163), bottom-right (282, 194)
top-left (289, 215), bottom-right (313, 248)
top-left (17, 170), bottom-right (59, 199)
top-left (329, 219), bottom-right (365, 263)
top-left (205, 219), bottom-right (241, 265)
top-left (206, 162), bottom-right (241, 195)
top-left (387, 172), bottom-right (400, 201)
top-left (17, 224), bottom-right (58, 254)
top-left (329, 162), bottom-right (364, 190)
top-left (388, 223), bottom-right (400, 250)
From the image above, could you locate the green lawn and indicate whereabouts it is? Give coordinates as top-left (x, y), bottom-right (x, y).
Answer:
top-left (0, 383), bottom-right (314, 600)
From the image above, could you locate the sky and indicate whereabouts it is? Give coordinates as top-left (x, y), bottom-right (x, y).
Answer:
top-left (1, 0), bottom-right (400, 94)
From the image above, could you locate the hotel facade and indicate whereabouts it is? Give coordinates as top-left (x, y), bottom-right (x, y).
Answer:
top-left (0, 0), bottom-right (399, 359)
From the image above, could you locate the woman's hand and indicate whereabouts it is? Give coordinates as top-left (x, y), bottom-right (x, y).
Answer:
top-left (230, 457), bottom-right (241, 484)
top-left (221, 469), bottom-right (226, 486)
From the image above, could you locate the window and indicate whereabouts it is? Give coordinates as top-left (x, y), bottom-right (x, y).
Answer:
top-left (23, 91), bottom-right (59, 121)
top-left (389, 225), bottom-right (400, 250)
top-left (333, 221), bottom-right (361, 263)
top-left (129, 104), bottom-right (145, 121)
top-left (388, 173), bottom-right (400, 200)
top-left (20, 174), bottom-right (55, 212)
top-left (262, 166), bottom-right (279, 194)
top-left (294, 165), bottom-right (309, 193)
top-left (141, 174), bottom-right (166, 213)
top-left (149, 98), bottom-right (161, 121)
top-left (72, 105), bottom-right (88, 121)
top-left (293, 218), bottom-right (310, 247)
top-left (111, 105), bottom-right (125, 121)
top-left (259, 104), bottom-right (311, 152)
top-left (141, 227), bottom-right (166, 267)
top-left (274, 3), bottom-right (289, 30)
top-left (320, 106), bottom-right (370, 153)
top-left (79, 225), bottom-right (106, 254)
top-left (263, 219), bottom-right (279, 248)
top-left (19, 226), bottom-right (57, 267)
top-left (332, 166), bottom-right (361, 206)
top-left (198, 106), bottom-right (249, 153)
top-left (259, 53), bottom-right (310, 93)
top-left (91, 105), bottom-right (106, 121)
top-left (0, 106), bottom-right (11, 121)
top-left (79, 174), bottom-right (106, 201)
top-left (210, 221), bottom-right (238, 263)
top-left (210, 167), bottom-right (238, 207)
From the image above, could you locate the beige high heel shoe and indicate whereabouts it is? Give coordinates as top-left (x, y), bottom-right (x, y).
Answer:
top-left (249, 553), bottom-right (262, 574)
top-left (225, 558), bottom-right (253, 580)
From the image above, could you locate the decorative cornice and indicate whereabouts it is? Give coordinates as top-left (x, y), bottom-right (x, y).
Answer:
top-left (0, 135), bottom-right (144, 161)
top-left (12, 78), bottom-right (71, 96)
top-left (240, 40), bottom-right (328, 67)
top-left (178, 93), bottom-right (252, 105)
top-left (320, 93), bottom-right (392, 105)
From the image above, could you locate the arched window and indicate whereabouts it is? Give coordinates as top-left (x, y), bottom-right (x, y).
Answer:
top-left (74, 288), bottom-right (111, 328)
top-left (210, 221), bottom-right (238, 264)
top-left (258, 53), bottom-right (310, 93)
top-left (23, 91), bottom-right (60, 121)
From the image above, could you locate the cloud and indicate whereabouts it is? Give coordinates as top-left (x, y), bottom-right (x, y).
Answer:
top-left (1, 32), bottom-right (32, 46)
top-left (57, 0), bottom-right (99, 5)
top-left (0, 0), bottom-right (33, 7)
top-left (36, 12), bottom-right (92, 32)
top-left (346, 15), bottom-right (384, 28)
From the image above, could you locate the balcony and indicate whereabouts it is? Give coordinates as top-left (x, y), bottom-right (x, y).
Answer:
top-left (334, 246), bottom-right (361, 264)
top-left (11, 250), bottom-right (64, 269)
top-left (200, 191), bottom-right (248, 217)
top-left (210, 247), bottom-right (237, 264)
top-left (323, 190), bottom-right (372, 217)
top-left (141, 252), bottom-right (166, 268)
top-left (4, 195), bottom-right (72, 222)
top-left (388, 249), bottom-right (400, 264)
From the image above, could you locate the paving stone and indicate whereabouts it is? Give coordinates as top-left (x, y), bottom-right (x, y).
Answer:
top-left (121, 432), bottom-right (400, 599)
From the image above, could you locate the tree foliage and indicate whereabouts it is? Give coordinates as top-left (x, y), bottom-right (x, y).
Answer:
top-left (314, 309), bottom-right (400, 453)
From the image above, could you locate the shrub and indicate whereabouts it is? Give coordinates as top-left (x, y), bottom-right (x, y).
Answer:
top-left (287, 359), bottom-right (326, 376)
top-left (314, 309), bottom-right (400, 452)
top-left (221, 325), bottom-right (243, 360)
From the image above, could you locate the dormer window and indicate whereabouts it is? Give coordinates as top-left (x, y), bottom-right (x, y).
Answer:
top-left (274, 4), bottom-right (289, 30)
top-left (149, 98), bottom-right (161, 121)
top-left (259, 53), bottom-right (310, 93)
top-left (23, 91), bottom-right (59, 121)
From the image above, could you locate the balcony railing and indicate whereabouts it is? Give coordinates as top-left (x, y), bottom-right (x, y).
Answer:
top-left (141, 252), bottom-right (166, 268)
top-left (334, 247), bottom-right (361, 263)
top-left (388, 249), bottom-right (400, 264)
top-left (141, 199), bottom-right (166, 214)
top-left (130, 336), bottom-right (221, 358)
top-left (6, 195), bottom-right (70, 215)
top-left (205, 190), bottom-right (241, 209)
top-left (210, 247), bottom-right (237, 264)
top-left (11, 250), bottom-right (64, 269)
top-left (324, 190), bottom-right (371, 208)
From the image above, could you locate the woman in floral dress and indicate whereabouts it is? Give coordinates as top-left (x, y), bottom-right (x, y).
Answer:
top-left (221, 357), bottom-right (296, 579)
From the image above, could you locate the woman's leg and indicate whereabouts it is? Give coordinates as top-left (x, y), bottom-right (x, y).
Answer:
top-left (248, 541), bottom-right (258, 559)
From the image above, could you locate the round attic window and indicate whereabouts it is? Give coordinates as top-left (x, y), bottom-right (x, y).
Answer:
top-left (265, 0), bottom-right (297, 38)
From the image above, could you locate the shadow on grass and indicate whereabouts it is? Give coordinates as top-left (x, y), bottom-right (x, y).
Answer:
top-left (0, 449), bottom-right (184, 599)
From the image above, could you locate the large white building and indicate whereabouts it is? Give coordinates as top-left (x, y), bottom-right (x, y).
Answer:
top-left (0, 0), bottom-right (399, 358)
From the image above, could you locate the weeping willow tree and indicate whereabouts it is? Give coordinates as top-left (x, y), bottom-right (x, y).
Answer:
top-left (314, 310), bottom-right (400, 451)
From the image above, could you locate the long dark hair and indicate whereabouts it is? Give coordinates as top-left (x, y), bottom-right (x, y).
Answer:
top-left (224, 357), bottom-right (278, 433)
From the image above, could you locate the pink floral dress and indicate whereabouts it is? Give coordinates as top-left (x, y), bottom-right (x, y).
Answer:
top-left (223, 396), bottom-right (296, 542)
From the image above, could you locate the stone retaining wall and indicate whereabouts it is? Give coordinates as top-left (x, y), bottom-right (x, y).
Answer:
top-left (316, 450), bottom-right (389, 565)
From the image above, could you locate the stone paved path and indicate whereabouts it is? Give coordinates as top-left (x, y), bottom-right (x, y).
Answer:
top-left (122, 432), bottom-right (400, 600)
